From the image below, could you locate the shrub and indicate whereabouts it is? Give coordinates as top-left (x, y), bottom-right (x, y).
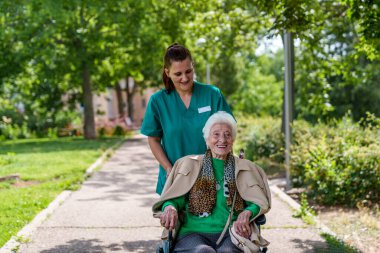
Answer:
top-left (235, 115), bottom-right (284, 162)
top-left (113, 125), bottom-right (125, 136)
top-left (237, 113), bottom-right (380, 207)
top-left (291, 115), bottom-right (380, 207)
top-left (0, 118), bottom-right (33, 140)
top-left (98, 127), bottom-right (106, 137)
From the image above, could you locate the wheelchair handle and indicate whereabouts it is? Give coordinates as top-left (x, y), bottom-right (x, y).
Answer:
top-left (254, 214), bottom-right (266, 226)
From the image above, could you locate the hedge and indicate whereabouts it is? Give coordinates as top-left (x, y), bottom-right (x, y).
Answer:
top-left (235, 113), bottom-right (380, 207)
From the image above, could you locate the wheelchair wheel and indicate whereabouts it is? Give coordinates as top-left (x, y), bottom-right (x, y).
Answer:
top-left (156, 245), bottom-right (164, 253)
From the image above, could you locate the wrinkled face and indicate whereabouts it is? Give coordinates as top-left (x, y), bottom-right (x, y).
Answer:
top-left (206, 123), bottom-right (233, 160)
top-left (164, 57), bottom-right (194, 93)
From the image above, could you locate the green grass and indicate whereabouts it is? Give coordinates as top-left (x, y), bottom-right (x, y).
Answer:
top-left (0, 137), bottom-right (123, 247)
top-left (317, 233), bottom-right (361, 253)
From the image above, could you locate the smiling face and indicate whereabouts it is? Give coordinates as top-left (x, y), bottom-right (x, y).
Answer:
top-left (164, 57), bottom-right (194, 94)
top-left (206, 123), bottom-right (234, 160)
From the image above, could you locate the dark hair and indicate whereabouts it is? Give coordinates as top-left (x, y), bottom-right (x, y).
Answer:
top-left (162, 43), bottom-right (193, 93)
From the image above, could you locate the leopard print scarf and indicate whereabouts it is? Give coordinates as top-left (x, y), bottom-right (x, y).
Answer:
top-left (188, 149), bottom-right (244, 216)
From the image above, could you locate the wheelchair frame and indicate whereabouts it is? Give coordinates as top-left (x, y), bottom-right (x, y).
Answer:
top-left (155, 149), bottom-right (268, 253)
top-left (156, 215), bottom-right (267, 253)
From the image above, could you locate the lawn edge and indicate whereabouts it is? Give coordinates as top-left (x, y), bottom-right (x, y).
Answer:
top-left (0, 138), bottom-right (125, 253)
top-left (0, 191), bottom-right (72, 253)
top-left (270, 183), bottom-right (336, 236)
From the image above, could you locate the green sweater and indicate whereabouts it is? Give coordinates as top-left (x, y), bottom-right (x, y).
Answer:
top-left (162, 158), bottom-right (260, 236)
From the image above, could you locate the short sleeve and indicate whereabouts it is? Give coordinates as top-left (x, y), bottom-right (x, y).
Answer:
top-left (141, 95), bottom-right (163, 137)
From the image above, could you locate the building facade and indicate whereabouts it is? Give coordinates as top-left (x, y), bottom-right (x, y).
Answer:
top-left (93, 78), bottom-right (156, 131)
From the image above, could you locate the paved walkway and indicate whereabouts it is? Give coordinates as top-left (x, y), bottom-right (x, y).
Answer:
top-left (15, 135), bottom-right (329, 252)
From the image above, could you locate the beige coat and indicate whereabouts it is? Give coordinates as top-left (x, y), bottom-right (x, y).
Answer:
top-left (152, 154), bottom-right (271, 221)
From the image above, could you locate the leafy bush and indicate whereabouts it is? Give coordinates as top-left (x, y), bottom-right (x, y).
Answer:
top-left (236, 114), bottom-right (380, 207)
top-left (98, 127), bottom-right (106, 137)
top-left (97, 125), bottom-right (129, 137)
top-left (291, 115), bottom-right (380, 207)
top-left (113, 125), bottom-right (125, 136)
top-left (0, 102), bottom-right (82, 138)
top-left (235, 115), bottom-right (284, 162)
top-left (55, 110), bottom-right (81, 129)
top-left (0, 117), bottom-right (33, 140)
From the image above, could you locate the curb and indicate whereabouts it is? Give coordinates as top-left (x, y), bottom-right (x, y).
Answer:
top-left (270, 184), bottom-right (336, 237)
top-left (0, 138), bottom-right (125, 253)
top-left (85, 138), bottom-right (125, 176)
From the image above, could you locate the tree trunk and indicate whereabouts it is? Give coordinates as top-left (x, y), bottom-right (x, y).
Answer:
top-left (126, 79), bottom-right (136, 122)
top-left (82, 62), bottom-right (96, 139)
top-left (115, 82), bottom-right (124, 117)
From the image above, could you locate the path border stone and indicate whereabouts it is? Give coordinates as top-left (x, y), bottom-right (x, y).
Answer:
top-left (270, 184), bottom-right (337, 237)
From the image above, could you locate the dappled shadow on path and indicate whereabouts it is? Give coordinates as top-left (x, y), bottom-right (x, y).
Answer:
top-left (291, 238), bottom-right (330, 253)
top-left (123, 239), bottom-right (161, 252)
top-left (40, 238), bottom-right (160, 253)
top-left (77, 166), bottom-right (158, 205)
top-left (72, 136), bottom-right (159, 206)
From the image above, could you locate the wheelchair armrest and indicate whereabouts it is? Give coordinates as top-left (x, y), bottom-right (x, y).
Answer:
top-left (254, 214), bottom-right (266, 226)
top-left (153, 212), bottom-right (163, 219)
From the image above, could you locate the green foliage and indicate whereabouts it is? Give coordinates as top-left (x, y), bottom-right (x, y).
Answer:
top-left (236, 114), bottom-right (380, 207)
top-left (1, 0), bottom-right (379, 138)
top-left (230, 52), bottom-right (283, 116)
top-left (234, 115), bottom-right (284, 163)
top-left (290, 0), bottom-right (380, 122)
top-left (54, 110), bottom-right (81, 129)
top-left (1, 0), bottom-right (174, 139)
top-left (318, 233), bottom-right (361, 253)
top-left (0, 118), bottom-right (32, 140)
top-left (98, 127), bottom-right (106, 137)
top-left (345, 0), bottom-right (380, 61)
top-left (184, 0), bottom-right (272, 96)
top-left (293, 193), bottom-right (315, 225)
top-left (96, 124), bottom-right (130, 138)
top-left (112, 125), bottom-right (124, 136)
top-left (291, 114), bottom-right (380, 207)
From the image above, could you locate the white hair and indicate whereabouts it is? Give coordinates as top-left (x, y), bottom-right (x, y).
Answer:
top-left (202, 111), bottom-right (237, 142)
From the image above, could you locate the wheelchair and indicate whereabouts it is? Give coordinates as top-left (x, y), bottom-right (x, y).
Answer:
top-left (155, 214), bottom-right (268, 253)
top-left (155, 150), bottom-right (268, 253)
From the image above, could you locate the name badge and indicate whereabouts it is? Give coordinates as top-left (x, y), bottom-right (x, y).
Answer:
top-left (198, 106), bottom-right (211, 113)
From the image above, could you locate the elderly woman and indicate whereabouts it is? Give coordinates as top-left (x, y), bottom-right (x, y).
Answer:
top-left (153, 111), bottom-right (271, 253)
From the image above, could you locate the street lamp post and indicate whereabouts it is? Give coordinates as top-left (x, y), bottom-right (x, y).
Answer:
top-left (206, 62), bottom-right (210, 84)
top-left (196, 38), bottom-right (211, 84)
top-left (284, 31), bottom-right (294, 190)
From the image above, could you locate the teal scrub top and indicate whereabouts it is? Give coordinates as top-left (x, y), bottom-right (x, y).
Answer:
top-left (141, 81), bottom-right (233, 194)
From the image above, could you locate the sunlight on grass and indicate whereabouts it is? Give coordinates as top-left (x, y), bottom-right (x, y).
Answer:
top-left (317, 206), bottom-right (380, 253)
top-left (0, 137), bottom-right (123, 247)
top-left (317, 233), bottom-right (361, 253)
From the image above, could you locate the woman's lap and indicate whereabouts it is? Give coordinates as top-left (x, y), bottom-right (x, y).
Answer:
top-left (174, 232), bottom-right (242, 253)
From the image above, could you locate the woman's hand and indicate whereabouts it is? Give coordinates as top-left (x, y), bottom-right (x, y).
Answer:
top-left (161, 205), bottom-right (178, 230)
top-left (165, 165), bottom-right (173, 178)
top-left (147, 137), bottom-right (172, 176)
top-left (234, 210), bottom-right (252, 238)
